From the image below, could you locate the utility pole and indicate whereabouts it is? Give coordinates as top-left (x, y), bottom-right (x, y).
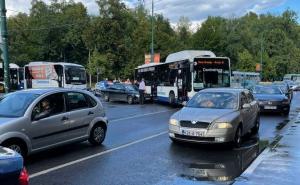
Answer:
top-left (88, 49), bottom-right (92, 88)
top-left (260, 35), bottom-right (263, 80)
top-left (0, 0), bottom-right (10, 93)
top-left (150, 0), bottom-right (154, 63)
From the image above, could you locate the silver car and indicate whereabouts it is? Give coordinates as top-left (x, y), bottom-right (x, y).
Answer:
top-left (0, 89), bottom-right (108, 157)
top-left (169, 88), bottom-right (259, 147)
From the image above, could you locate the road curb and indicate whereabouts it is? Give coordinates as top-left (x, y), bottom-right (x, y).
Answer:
top-left (234, 111), bottom-right (299, 184)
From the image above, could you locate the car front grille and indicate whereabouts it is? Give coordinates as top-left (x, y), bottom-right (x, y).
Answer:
top-left (180, 120), bottom-right (210, 128)
top-left (174, 134), bottom-right (215, 142)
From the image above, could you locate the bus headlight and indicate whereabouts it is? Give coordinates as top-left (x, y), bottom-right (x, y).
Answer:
top-left (169, 119), bottom-right (179, 126)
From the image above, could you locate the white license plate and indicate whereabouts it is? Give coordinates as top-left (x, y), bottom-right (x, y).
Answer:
top-left (181, 129), bottom-right (206, 137)
top-left (264, 106), bottom-right (277, 110)
top-left (190, 168), bottom-right (207, 177)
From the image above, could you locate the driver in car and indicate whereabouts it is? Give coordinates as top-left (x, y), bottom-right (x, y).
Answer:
top-left (200, 99), bottom-right (215, 108)
top-left (34, 99), bottom-right (53, 120)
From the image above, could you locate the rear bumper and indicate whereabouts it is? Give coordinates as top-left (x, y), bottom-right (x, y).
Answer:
top-left (259, 104), bottom-right (290, 112)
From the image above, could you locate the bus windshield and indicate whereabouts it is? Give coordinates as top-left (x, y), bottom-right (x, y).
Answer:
top-left (193, 58), bottom-right (230, 91)
top-left (65, 66), bottom-right (86, 85)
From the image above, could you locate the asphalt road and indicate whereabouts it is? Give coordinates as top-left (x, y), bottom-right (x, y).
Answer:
top-left (26, 92), bottom-right (300, 185)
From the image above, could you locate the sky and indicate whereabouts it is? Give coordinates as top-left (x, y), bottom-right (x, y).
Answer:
top-left (6, 0), bottom-right (300, 27)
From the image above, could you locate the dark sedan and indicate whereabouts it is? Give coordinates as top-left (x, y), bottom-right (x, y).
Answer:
top-left (0, 147), bottom-right (29, 185)
top-left (252, 85), bottom-right (290, 115)
top-left (102, 83), bottom-right (139, 104)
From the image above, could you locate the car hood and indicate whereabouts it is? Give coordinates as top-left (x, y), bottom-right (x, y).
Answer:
top-left (175, 107), bottom-right (237, 123)
top-left (0, 117), bottom-right (19, 125)
top-left (253, 94), bottom-right (286, 101)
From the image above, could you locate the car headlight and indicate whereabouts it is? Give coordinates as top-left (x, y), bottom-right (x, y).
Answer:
top-left (214, 122), bottom-right (233, 129)
top-left (282, 99), bottom-right (290, 105)
top-left (169, 119), bottom-right (179, 126)
top-left (135, 94), bottom-right (140, 98)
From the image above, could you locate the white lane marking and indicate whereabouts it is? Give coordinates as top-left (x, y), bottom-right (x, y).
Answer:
top-left (110, 110), bottom-right (173, 123)
top-left (29, 131), bottom-right (168, 179)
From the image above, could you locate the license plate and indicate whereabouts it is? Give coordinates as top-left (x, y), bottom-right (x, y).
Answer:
top-left (181, 128), bottom-right (206, 137)
top-left (190, 168), bottom-right (207, 177)
top-left (264, 106), bottom-right (277, 110)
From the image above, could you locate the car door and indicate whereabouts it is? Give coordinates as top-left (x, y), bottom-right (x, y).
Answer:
top-left (65, 92), bottom-right (95, 138)
top-left (29, 92), bottom-right (70, 150)
top-left (247, 92), bottom-right (258, 127)
top-left (240, 92), bottom-right (252, 133)
top-left (118, 84), bottom-right (128, 101)
top-left (108, 85), bottom-right (118, 101)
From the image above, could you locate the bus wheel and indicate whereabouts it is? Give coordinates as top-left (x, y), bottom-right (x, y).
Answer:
top-left (169, 92), bottom-right (175, 105)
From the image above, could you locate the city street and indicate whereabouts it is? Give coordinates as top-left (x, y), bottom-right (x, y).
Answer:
top-left (26, 92), bottom-right (300, 185)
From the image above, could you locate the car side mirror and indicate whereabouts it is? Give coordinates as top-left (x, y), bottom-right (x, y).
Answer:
top-left (182, 101), bottom-right (187, 106)
top-left (242, 103), bottom-right (251, 109)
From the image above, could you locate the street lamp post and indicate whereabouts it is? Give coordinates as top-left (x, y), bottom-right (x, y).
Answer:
top-left (260, 34), bottom-right (263, 80)
top-left (150, 0), bottom-right (154, 63)
top-left (0, 0), bottom-right (10, 93)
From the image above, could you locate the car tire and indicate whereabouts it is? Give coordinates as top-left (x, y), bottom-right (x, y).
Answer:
top-left (234, 126), bottom-right (242, 148)
top-left (2, 141), bottom-right (27, 158)
top-left (251, 116), bottom-right (260, 135)
top-left (88, 124), bottom-right (106, 145)
top-left (127, 96), bottom-right (133, 104)
top-left (104, 93), bottom-right (109, 102)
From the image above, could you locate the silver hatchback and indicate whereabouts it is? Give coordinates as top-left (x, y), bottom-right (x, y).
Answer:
top-left (0, 89), bottom-right (108, 157)
top-left (169, 88), bottom-right (259, 147)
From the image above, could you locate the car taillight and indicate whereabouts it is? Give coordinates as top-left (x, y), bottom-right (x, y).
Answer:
top-left (19, 167), bottom-right (29, 185)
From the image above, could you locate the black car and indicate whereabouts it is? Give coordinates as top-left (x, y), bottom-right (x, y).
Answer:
top-left (102, 83), bottom-right (139, 104)
top-left (252, 85), bottom-right (290, 115)
top-left (0, 147), bottom-right (29, 185)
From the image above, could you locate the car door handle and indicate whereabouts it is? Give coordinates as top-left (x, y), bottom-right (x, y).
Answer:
top-left (88, 111), bottom-right (94, 115)
top-left (61, 116), bottom-right (69, 121)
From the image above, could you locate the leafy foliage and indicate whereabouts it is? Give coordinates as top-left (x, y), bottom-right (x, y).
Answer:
top-left (7, 1), bottom-right (300, 81)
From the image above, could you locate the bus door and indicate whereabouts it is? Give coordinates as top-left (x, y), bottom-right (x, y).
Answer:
top-left (176, 61), bottom-right (190, 101)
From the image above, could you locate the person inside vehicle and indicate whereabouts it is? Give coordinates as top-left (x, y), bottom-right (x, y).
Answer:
top-left (34, 99), bottom-right (53, 120)
top-left (200, 99), bottom-right (215, 108)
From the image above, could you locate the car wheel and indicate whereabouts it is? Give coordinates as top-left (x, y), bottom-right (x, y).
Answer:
top-left (127, 96), bottom-right (133, 104)
top-left (234, 126), bottom-right (242, 148)
top-left (2, 141), bottom-right (26, 157)
top-left (88, 124), bottom-right (106, 145)
top-left (251, 117), bottom-right (260, 135)
top-left (104, 93), bottom-right (109, 102)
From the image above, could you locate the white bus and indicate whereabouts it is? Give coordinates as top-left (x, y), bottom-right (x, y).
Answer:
top-left (283, 74), bottom-right (300, 82)
top-left (231, 71), bottom-right (260, 89)
top-left (135, 50), bottom-right (231, 104)
top-left (0, 63), bottom-right (24, 92)
top-left (24, 62), bottom-right (87, 89)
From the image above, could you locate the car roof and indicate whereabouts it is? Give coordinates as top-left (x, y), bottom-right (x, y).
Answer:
top-left (10, 88), bottom-right (87, 95)
top-left (200, 88), bottom-right (247, 94)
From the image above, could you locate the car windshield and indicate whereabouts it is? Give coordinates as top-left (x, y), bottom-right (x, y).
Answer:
top-left (187, 92), bottom-right (238, 109)
top-left (253, 86), bottom-right (282, 94)
top-left (0, 93), bottom-right (40, 118)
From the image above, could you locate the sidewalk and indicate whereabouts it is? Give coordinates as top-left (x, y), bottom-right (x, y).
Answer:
top-left (234, 113), bottom-right (300, 185)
